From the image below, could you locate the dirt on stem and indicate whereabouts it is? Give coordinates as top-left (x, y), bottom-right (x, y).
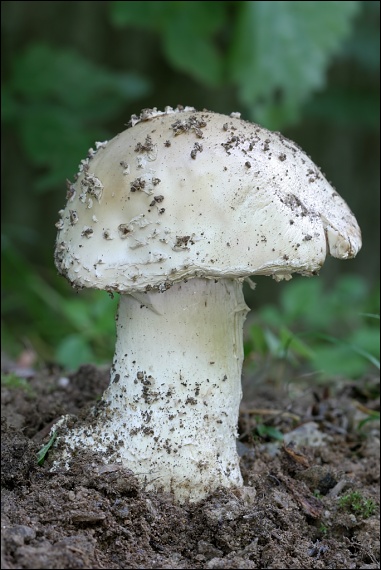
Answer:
top-left (1, 362), bottom-right (379, 570)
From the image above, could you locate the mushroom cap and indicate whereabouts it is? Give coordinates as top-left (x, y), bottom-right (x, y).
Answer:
top-left (55, 107), bottom-right (361, 293)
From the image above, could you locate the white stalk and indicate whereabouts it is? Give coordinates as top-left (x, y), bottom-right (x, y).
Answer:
top-left (60, 278), bottom-right (249, 502)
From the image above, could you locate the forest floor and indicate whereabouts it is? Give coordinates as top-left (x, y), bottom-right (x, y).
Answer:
top-left (1, 358), bottom-right (380, 569)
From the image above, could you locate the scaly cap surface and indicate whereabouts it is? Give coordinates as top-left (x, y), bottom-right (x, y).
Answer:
top-left (55, 107), bottom-right (362, 293)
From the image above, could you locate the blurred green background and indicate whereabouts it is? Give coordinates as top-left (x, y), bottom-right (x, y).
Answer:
top-left (1, 1), bottom-right (379, 380)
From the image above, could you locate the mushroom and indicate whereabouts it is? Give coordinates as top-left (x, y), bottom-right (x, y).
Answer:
top-left (54, 106), bottom-right (361, 502)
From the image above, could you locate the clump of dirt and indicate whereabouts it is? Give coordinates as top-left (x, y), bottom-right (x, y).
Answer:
top-left (1, 362), bottom-right (379, 569)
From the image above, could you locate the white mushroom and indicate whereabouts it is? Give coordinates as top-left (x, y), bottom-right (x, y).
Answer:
top-left (54, 107), bottom-right (361, 502)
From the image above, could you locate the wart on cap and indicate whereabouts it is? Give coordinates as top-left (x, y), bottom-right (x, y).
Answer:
top-left (52, 106), bottom-right (361, 502)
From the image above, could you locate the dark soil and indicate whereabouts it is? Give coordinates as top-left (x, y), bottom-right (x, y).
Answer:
top-left (1, 359), bottom-right (379, 569)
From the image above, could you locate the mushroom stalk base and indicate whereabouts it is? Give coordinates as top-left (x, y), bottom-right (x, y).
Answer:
top-left (61, 278), bottom-right (249, 502)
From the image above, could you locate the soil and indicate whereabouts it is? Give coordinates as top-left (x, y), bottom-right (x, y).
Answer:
top-left (1, 358), bottom-right (379, 569)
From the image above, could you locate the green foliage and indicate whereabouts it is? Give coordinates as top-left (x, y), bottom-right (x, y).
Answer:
top-left (245, 275), bottom-right (380, 380)
top-left (305, 87), bottom-right (380, 128)
top-left (342, 0), bottom-right (380, 72)
top-left (111, 1), bottom-right (227, 87)
top-left (256, 423), bottom-right (284, 441)
top-left (2, 43), bottom-right (151, 191)
top-left (318, 523), bottom-right (329, 536)
top-left (1, 237), bottom-right (118, 370)
top-left (1, 373), bottom-right (35, 396)
top-left (229, 1), bottom-right (360, 127)
top-left (338, 491), bottom-right (377, 518)
top-left (1, 2), bottom-right (378, 377)
top-left (357, 409), bottom-right (380, 430)
top-left (2, 223), bottom-right (379, 374)
top-left (110, 0), bottom-right (360, 128)
top-left (37, 431), bottom-right (57, 466)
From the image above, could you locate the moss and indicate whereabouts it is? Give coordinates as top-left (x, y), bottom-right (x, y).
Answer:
top-left (338, 491), bottom-right (377, 519)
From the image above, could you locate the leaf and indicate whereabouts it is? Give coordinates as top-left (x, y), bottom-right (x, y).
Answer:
top-left (256, 423), bottom-right (284, 441)
top-left (342, 0), bottom-right (380, 72)
top-left (358, 411), bottom-right (380, 430)
top-left (17, 104), bottom-right (100, 192)
top-left (247, 323), bottom-right (268, 355)
top-left (10, 43), bottom-right (150, 112)
top-left (56, 334), bottom-right (95, 370)
top-left (279, 327), bottom-right (315, 360)
top-left (5, 43), bottom-right (151, 191)
top-left (359, 313), bottom-right (380, 320)
top-left (263, 327), bottom-right (282, 357)
top-left (311, 332), bottom-right (380, 377)
top-left (110, 1), bottom-right (227, 86)
top-left (228, 1), bottom-right (360, 128)
top-left (37, 431), bottom-right (57, 466)
top-left (162, 3), bottom-right (226, 86)
top-left (279, 278), bottom-right (334, 329)
top-left (110, 0), bottom-right (175, 29)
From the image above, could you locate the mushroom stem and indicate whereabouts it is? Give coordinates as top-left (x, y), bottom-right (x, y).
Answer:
top-left (64, 278), bottom-right (249, 502)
